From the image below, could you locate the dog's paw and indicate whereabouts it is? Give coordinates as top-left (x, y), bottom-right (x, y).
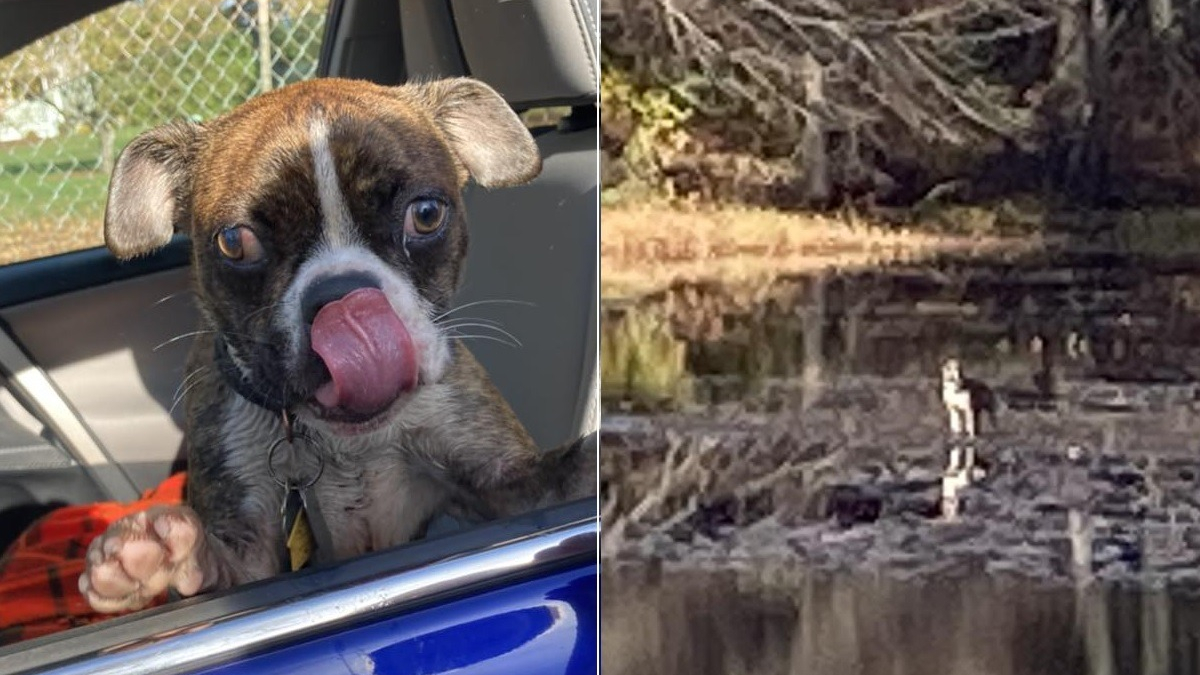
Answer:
top-left (80, 505), bottom-right (207, 613)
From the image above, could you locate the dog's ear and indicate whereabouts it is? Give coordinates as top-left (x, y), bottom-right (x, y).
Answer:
top-left (402, 78), bottom-right (542, 188)
top-left (104, 120), bottom-right (205, 260)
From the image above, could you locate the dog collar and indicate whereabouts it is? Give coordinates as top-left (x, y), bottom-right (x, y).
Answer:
top-left (213, 336), bottom-right (293, 413)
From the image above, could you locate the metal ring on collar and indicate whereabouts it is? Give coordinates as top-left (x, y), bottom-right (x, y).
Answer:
top-left (266, 432), bottom-right (325, 489)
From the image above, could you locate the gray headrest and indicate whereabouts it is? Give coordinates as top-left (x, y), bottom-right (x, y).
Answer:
top-left (401, 0), bottom-right (598, 108)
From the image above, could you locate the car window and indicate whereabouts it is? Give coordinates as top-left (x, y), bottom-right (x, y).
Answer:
top-left (0, 0), bottom-right (330, 266)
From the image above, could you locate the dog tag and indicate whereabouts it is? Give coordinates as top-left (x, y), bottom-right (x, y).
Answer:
top-left (298, 486), bottom-right (336, 567)
top-left (280, 486), bottom-right (315, 572)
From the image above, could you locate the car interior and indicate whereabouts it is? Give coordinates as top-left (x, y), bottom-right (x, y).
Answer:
top-left (0, 0), bottom-right (598, 649)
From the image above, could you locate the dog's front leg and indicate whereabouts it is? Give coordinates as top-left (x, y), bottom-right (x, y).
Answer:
top-left (472, 433), bottom-right (599, 517)
top-left (80, 505), bottom-right (276, 613)
top-left (947, 406), bottom-right (963, 436)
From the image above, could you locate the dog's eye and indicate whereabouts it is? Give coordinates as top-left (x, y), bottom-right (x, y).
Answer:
top-left (404, 199), bottom-right (448, 236)
top-left (215, 226), bottom-right (264, 264)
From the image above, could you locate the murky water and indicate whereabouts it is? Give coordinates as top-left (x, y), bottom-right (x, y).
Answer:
top-left (602, 247), bottom-right (1200, 674)
top-left (601, 565), bottom-right (1200, 675)
top-left (603, 250), bottom-right (1200, 410)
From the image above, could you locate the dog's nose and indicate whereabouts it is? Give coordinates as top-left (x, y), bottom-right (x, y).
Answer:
top-left (301, 272), bottom-right (382, 324)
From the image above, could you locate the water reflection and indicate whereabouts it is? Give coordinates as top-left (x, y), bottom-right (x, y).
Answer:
top-left (602, 566), bottom-right (1200, 675)
top-left (602, 248), bottom-right (1200, 674)
top-left (603, 251), bottom-right (1200, 411)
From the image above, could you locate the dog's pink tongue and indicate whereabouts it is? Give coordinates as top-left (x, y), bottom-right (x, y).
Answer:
top-left (310, 288), bottom-right (417, 415)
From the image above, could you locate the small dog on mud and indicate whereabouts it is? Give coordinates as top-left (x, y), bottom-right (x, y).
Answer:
top-left (79, 77), bottom-right (595, 613)
top-left (940, 358), bottom-right (997, 438)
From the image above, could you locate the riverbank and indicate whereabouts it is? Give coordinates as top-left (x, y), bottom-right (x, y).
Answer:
top-left (600, 200), bottom-right (1047, 301)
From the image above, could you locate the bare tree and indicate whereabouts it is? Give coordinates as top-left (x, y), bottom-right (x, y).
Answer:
top-left (605, 0), bottom-right (1055, 199)
top-left (603, 0), bottom-right (1200, 207)
top-left (601, 426), bottom-right (848, 554)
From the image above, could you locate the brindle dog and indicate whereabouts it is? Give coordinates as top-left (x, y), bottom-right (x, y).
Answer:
top-left (80, 78), bottom-right (594, 612)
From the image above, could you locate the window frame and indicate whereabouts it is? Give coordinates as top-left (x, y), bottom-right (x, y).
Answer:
top-left (0, 497), bottom-right (597, 674)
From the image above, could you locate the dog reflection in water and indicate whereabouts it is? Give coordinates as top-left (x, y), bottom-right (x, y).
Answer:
top-left (940, 444), bottom-right (987, 519)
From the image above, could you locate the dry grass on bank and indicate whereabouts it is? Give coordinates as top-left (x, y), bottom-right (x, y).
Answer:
top-left (601, 200), bottom-right (1047, 299)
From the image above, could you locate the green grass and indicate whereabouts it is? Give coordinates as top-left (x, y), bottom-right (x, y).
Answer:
top-left (0, 128), bottom-right (136, 172)
top-left (0, 165), bottom-right (110, 222)
top-left (0, 127), bottom-right (143, 262)
top-left (600, 305), bottom-right (693, 408)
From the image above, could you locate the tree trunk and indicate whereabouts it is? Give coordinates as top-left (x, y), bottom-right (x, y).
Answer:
top-left (801, 272), bottom-right (827, 411)
top-left (258, 1), bottom-right (273, 94)
top-left (1141, 587), bottom-right (1171, 675)
top-left (1149, 0), bottom-right (1175, 37)
top-left (1078, 585), bottom-right (1116, 675)
top-left (99, 125), bottom-right (116, 175)
top-left (799, 52), bottom-right (830, 207)
top-left (1042, 0), bottom-right (1093, 203)
top-left (1079, 0), bottom-right (1113, 208)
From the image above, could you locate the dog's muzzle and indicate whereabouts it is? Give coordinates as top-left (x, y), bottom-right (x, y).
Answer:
top-left (300, 272), bottom-right (381, 325)
top-left (215, 272), bottom-right (422, 420)
top-left (303, 273), bottom-right (420, 417)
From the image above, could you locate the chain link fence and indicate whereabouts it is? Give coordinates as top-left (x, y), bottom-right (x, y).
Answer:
top-left (0, 0), bottom-right (330, 264)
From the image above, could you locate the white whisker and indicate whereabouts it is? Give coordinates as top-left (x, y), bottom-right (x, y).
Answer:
top-left (442, 322), bottom-right (522, 347)
top-left (433, 299), bottom-right (534, 322)
top-left (171, 366), bottom-right (209, 403)
top-left (243, 301), bottom-right (287, 325)
top-left (437, 316), bottom-right (504, 328)
top-left (171, 368), bottom-right (212, 415)
top-left (151, 290), bottom-right (194, 308)
top-left (154, 330), bottom-right (217, 352)
top-left (449, 333), bottom-right (522, 349)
